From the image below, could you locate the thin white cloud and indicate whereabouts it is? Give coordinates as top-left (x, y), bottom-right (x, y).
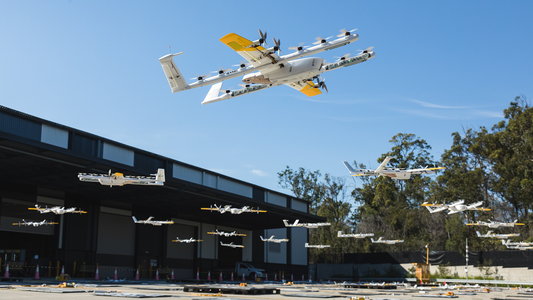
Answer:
top-left (409, 98), bottom-right (471, 109)
top-left (474, 110), bottom-right (503, 118)
top-left (251, 169), bottom-right (268, 177)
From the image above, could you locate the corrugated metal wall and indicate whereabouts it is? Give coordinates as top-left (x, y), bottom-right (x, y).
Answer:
top-left (102, 142), bottom-right (134, 166)
top-left (41, 124), bottom-right (68, 149)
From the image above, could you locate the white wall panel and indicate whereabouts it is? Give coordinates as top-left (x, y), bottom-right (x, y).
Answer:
top-left (173, 163), bottom-right (202, 185)
top-left (102, 142), bottom-right (134, 166)
top-left (203, 173), bottom-right (217, 189)
top-left (266, 192), bottom-right (286, 207)
top-left (218, 177), bottom-right (252, 198)
top-left (41, 124), bottom-right (68, 149)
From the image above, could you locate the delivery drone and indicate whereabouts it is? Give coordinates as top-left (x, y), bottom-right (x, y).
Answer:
top-left (422, 200), bottom-right (491, 214)
top-left (12, 219), bottom-right (58, 227)
top-left (201, 204), bottom-right (266, 214)
top-left (343, 156), bottom-right (445, 180)
top-left (467, 219), bottom-right (525, 228)
top-left (260, 235), bottom-right (289, 243)
top-left (371, 237), bottom-right (404, 244)
top-left (29, 204), bottom-right (86, 214)
top-left (304, 243), bottom-right (330, 248)
top-left (132, 216), bottom-right (174, 226)
top-left (337, 231), bottom-right (374, 238)
top-left (78, 169), bottom-right (165, 187)
top-left (207, 229), bottom-right (247, 237)
top-left (172, 237), bottom-right (202, 243)
top-left (160, 28), bottom-right (375, 104)
top-left (283, 219), bottom-right (330, 229)
top-left (220, 241), bottom-right (244, 248)
top-left (476, 231), bottom-right (520, 239)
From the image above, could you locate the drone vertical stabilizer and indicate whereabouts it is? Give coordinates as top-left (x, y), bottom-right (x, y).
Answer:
top-left (155, 169), bottom-right (165, 183)
top-left (342, 161), bottom-right (357, 174)
top-left (375, 156), bottom-right (393, 173)
top-left (159, 52), bottom-right (189, 93)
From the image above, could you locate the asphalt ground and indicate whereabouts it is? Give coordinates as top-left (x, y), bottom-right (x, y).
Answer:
top-left (0, 280), bottom-right (532, 300)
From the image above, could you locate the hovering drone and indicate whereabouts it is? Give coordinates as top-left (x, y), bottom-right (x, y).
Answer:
top-left (12, 219), bottom-right (58, 227)
top-left (172, 237), bottom-right (202, 243)
top-left (201, 204), bottom-right (266, 214)
top-left (260, 235), bottom-right (289, 243)
top-left (159, 28), bottom-right (375, 104)
top-left (371, 237), bottom-right (404, 245)
top-left (29, 205), bottom-right (86, 215)
top-left (282, 219), bottom-right (330, 229)
top-left (422, 200), bottom-right (491, 214)
top-left (467, 219), bottom-right (525, 228)
top-left (132, 216), bottom-right (174, 226)
top-left (343, 156), bottom-right (445, 180)
top-left (220, 241), bottom-right (244, 248)
top-left (207, 229), bottom-right (247, 237)
top-left (337, 231), bottom-right (374, 238)
top-left (78, 169), bottom-right (165, 187)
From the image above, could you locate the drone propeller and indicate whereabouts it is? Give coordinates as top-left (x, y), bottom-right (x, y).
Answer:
top-left (211, 67), bottom-right (232, 75)
top-left (232, 61), bottom-right (250, 69)
top-left (288, 42), bottom-right (309, 52)
top-left (312, 36), bottom-right (333, 45)
top-left (315, 76), bottom-right (328, 93)
top-left (357, 46), bottom-right (374, 55)
top-left (337, 28), bottom-right (358, 37)
top-left (238, 83), bottom-right (251, 89)
top-left (258, 29), bottom-right (269, 47)
top-left (272, 37), bottom-right (282, 55)
top-left (190, 74), bottom-right (210, 81)
top-left (108, 169), bottom-right (111, 177)
top-left (334, 53), bottom-right (351, 61)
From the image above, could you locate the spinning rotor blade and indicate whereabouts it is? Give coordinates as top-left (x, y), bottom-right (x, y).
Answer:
top-left (337, 28), bottom-right (358, 37)
top-left (272, 37), bottom-right (282, 54)
top-left (258, 29), bottom-right (268, 47)
top-left (357, 46), bottom-right (374, 54)
top-left (211, 67), bottom-right (232, 75)
top-left (334, 53), bottom-right (351, 61)
top-left (190, 74), bottom-right (210, 81)
top-left (232, 61), bottom-right (250, 69)
top-left (288, 42), bottom-right (309, 52)
top-left (312, 36), bottom-right (333, 45)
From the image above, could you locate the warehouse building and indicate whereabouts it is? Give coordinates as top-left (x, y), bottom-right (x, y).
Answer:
top-left (0, 105), bottom-right (323, 279)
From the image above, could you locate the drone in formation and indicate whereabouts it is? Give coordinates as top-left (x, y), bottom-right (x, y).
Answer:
top-left (371, 237), bottom-right (404, 245)
top-left (172, 237), bottom-right (203, 243)
top-left (337, 231), bottom-right (374, 238)
top-left (260, 235), bottom-right (289, 243)
top-left (78, 169), bottom-right (165, 187)
top-left (160, 28), bottom-right (374, 104)
top-left (12, 219), bottom-right (58, 227)
top-left (467, 219), bottom-right (525, 229)
top-left (422, 200), bottom-right (491, 214)
top-left (207, 229), bottom-right (246, 237)
top-left (201, 204), bottom-right (266, 214)
top-left (29, 205), bottom-right (86, 215)
top-left (132, 216), bottom-right (174, 226)
top-left (220, 241), bottom-right (244, 248)
top-left (343, 156), bottom-right (445, 180)
top-left (304, 243), bottom-right (330, 248)
top-left (283, 219), bottom-right (330, 229)
top-left (476, 231), bottom-right (520, 239)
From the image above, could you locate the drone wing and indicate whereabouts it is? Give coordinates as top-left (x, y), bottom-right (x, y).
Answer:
top-left (219, 33), bottom-right (279, 67)
top-left (284, 81), bottom-right (322, 97)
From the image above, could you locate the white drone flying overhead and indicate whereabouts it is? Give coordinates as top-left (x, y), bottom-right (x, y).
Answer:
top-left (132, 216), bottom-right (174, 226)
top-left (29, 205), bottom-right (86, 215)
top-left (159, 28), bottom-right (375, 104)
top-left (220, 241), bottom-right (244, 248)
top-left (78, 169), bottom-right (165, 187)
top-left (467, 219), bottom-right (525, 229)
top-left (502, 239), bottom-right (532, 248)
top-left (283, 219), bottom-right (331, 229)
top-left (201, 204), bottom-right (266, 214)
top-left (260, 235), bottom-right (289, 243)
top-left (476, 231), bottom-right (520, 239)
top-left (207, 229), bottom-right (247, 237)
top-left (343, 157), bottom-right (445, 180)
top-left (12, 219), bottom-right (58, 227)
top-left (337, 231), bottom-right (374, 238)
top-left (304, 243), bottom-right (330, 248)
top-left (172, 237), bottom-right (203, 243)
top-left (371, 237), bottom-right (404, 245)
top-left (422, 200), bottom-right (491, 214)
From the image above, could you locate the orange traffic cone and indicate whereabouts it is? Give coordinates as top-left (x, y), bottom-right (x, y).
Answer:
top-left (4, 263), bottom-right (9, 278)
top-left (113, 267), bottom-right (118, 280)
top-left (95, 265), bottom-right (99, 280)
top-left (61, 265), bottom-right (65, 275)
top-left (208, 270), bottom-right (211, 280)
top-left (274, 272), bottom-right (277, 281)
top-left (35, 264), bottom-right (40, 280)
top-left (171, 269), bottom-right (174, 280)
top-left (219, 271), bottom-right (223, 281)
top-left (242, 273), bottom-right (245, 281)
top-left (155, 269), bottom-right (159, 281)
top-left (291, 274), bottom-right (293, 282)
top-left (135, 267), bottom-right (139, 281)
top-left (265, 273), bottom-right (268, 281)
top-left (231, 272), bottom-right (234, 281)
top-left (196, 268), bottom-right (199, 280)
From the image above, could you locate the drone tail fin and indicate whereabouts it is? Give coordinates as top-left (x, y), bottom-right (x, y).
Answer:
top-left (342, 161), bottom-right (358, 174)
top-left (132, 216), bottom-right (138, 223)
top-left (375, 156), bottom-right (393, 173)
top-left (155, 169), bottom-right (165, 183)
top-left (159, 52), bottom-right (188, 93)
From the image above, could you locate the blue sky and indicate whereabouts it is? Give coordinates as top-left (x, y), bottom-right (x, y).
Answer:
top-left (1, 1), bottom-right (532, 195)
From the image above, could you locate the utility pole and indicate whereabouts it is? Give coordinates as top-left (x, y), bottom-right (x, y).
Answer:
top-left (465, 238), bottom-right (469, 282)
